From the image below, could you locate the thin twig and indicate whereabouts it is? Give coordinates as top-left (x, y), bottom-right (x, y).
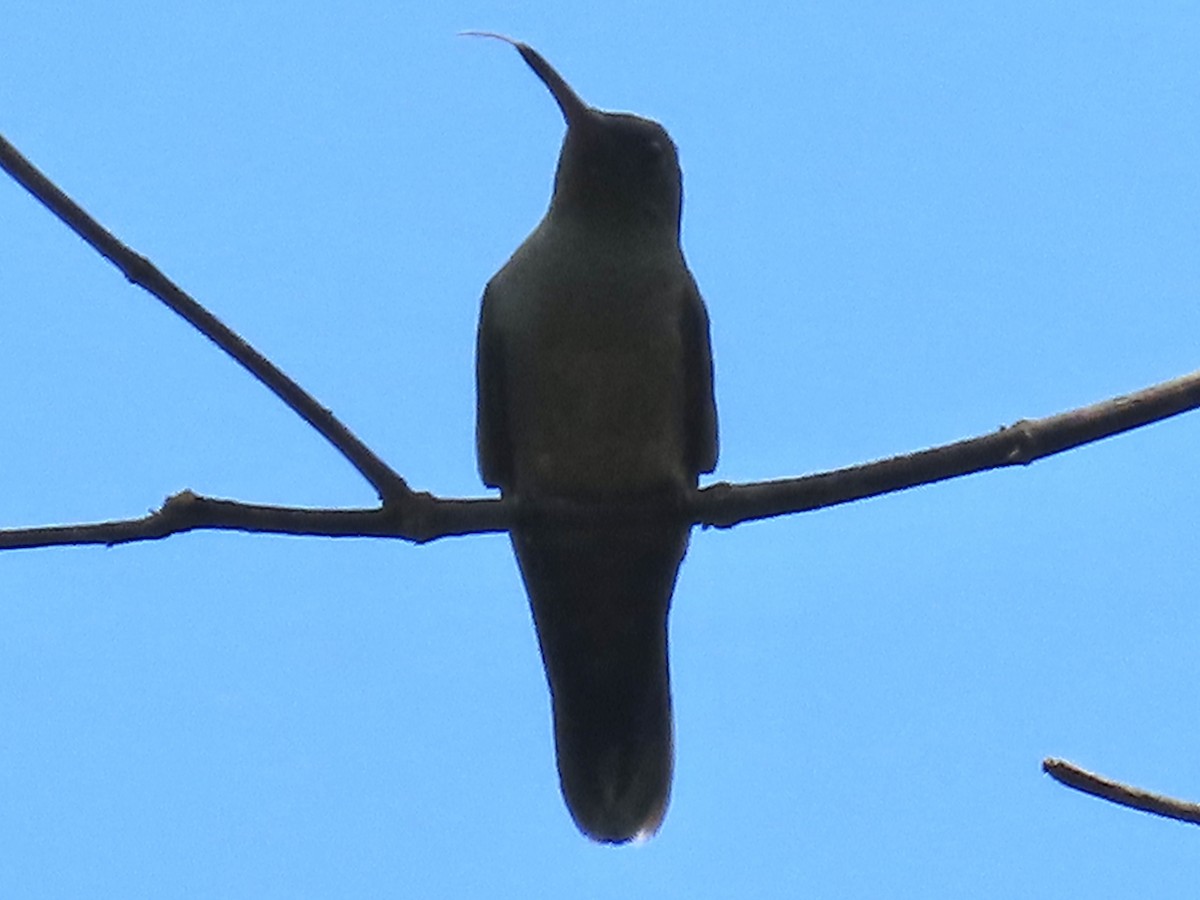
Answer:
top-left (0, 491), bottom-right (511, 550)
top-left (1043, 758), bottom-right (1200, 826)
top-left (694, 369), bottom-right (1200, 528)
top-left (0, 132), bottom-right (410, 504)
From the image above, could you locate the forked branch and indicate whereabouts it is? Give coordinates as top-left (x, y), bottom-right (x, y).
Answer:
top-left (0, 133), bottom-right (410, 504)
top-left (2, 130), bottom-right (1198, 552)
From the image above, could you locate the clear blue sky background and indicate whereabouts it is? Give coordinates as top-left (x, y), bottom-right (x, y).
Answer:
top-left (2, 3), bottom-right (1198, 897)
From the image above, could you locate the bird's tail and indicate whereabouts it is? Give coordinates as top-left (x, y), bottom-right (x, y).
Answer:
top-left (512, 520), bottom-right (689, 843)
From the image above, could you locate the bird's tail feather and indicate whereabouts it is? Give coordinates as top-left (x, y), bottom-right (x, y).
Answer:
top-left (512, 521), bottom-right (689, 843)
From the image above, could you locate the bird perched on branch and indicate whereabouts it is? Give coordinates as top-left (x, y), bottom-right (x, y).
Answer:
top-left (472, 34), bottom-right (718, 843)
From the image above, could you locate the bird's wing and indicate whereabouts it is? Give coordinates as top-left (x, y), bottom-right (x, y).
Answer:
top-left (475, 283), bottom-right (512, 491)
top-left (681, 280), bottom-right (719, 477)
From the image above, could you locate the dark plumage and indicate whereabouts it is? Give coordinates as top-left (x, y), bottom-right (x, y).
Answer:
top-left (473, 36), bottom-right (717, 842)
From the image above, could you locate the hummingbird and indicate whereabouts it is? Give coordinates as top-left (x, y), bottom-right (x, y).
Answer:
top-left (471, 35), bottom-right (718, 843)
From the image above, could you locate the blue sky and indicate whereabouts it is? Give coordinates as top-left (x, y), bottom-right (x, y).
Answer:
top-left (2, 2), bottom-right (1198, 897)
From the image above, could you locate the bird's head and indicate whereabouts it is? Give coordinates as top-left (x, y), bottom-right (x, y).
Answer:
top-left (467, 33), bottom-right (684, 235)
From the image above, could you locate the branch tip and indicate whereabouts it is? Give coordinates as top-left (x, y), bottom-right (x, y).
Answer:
top-left (1044, 757), bottom-right (1200, 826)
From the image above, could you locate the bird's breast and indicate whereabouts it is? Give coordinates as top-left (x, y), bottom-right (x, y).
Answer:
top-left (493, 230), bottom-right (693, 497)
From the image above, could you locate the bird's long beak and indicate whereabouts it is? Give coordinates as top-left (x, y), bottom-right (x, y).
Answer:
top-left (462, 32), bottom-right (590, 127)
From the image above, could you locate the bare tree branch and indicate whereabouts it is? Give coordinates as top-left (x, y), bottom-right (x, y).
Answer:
top-left (0, 132), bottom-right (410, 504)
top-left (695, 368), bottom-right (1200, 528)
top-left (1, 131), bottom-right (1197, 552)
top-left (4, 366), bottom-right (1195, 551)
top-left (1043, 758), bottom-right (1200, 826)
top-left (0, 491), bottom-right (511, 550)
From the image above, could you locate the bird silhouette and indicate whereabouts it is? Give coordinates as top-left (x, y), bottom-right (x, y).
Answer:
top-left (473, 36), bottom-right (717, 843)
